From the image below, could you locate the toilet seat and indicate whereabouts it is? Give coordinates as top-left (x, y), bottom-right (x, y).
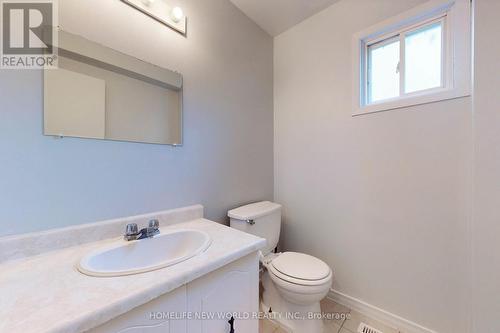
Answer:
top-left (268, 252), bottom-right (332, 286)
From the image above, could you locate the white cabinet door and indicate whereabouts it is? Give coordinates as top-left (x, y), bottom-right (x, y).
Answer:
top-left (87, 252), bottom-right (260, 333)
top-left (88, 285), bottom-right (187, 333)
top-left (187, 253), bottom-right (259, 333)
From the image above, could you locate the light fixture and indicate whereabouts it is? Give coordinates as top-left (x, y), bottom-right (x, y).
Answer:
top-left (170, 6), bottom-right (184, 23)
top-left (122, 0), bottom-right (187, 35)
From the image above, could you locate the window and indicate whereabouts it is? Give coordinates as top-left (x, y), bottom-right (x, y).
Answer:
top-left (404, 21), bottom-right (443, 94)
top-left (366, 18), bottom-right (443, 104)
top-left (353, 0), bottom-right (471, 115)
top-left (367, 36), bottom-right (400, 103)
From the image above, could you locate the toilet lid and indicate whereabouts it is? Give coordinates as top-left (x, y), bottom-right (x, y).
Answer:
top-left (271, 252), bottom-right (330, 281)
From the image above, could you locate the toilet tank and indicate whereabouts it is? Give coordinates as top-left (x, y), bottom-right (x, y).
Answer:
top-left (228, 201), bottom-right (282, 255)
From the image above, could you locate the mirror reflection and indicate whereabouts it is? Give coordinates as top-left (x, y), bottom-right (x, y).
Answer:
top-left (44, 30), bottom-right (183, 145)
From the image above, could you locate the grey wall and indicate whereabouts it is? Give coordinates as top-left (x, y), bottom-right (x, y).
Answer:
top-left (472, 0), bottom-right (500, 332)
top-left (274, 0), bottom-right (471, 332)
top-left (0, 0), bottom-right (273, 236)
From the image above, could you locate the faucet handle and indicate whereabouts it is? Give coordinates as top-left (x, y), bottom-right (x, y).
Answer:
top-left (125, 223), bottom-right (139, 236)
top-left (148, 219), bottom-right (159, 229)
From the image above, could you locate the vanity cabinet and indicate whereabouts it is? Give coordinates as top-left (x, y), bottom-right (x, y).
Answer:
top-left (186, 253), bottom-right (259, 333)
top-left (87, 253), bottom-right (259, 333)
top-left (88, 286), bottom-right (187, 333)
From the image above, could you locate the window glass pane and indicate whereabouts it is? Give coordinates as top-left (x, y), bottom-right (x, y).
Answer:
top-left (368, 38), bottom-right (400, 103)
top-left (405, 21), bottom-right (442, 93)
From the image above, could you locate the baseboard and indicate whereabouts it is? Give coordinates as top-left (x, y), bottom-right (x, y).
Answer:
top-left (327, 289), bottom-right (438, 333)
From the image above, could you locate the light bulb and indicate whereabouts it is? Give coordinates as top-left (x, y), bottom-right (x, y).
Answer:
top-left (171, 6), bottom-right (183, 23)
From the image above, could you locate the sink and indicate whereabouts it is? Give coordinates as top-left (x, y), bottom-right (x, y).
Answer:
top-left (77, 229), bottom-right (211, 277)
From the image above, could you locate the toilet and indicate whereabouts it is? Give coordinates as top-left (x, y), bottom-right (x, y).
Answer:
top-left (228, 201), bottom-right (332, 333)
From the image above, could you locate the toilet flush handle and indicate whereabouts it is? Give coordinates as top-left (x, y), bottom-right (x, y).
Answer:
top-left (246, 219), bottom-right (255, 225)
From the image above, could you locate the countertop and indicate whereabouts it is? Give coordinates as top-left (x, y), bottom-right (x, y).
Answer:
top-left (0, 219), bottom-right (266, 333)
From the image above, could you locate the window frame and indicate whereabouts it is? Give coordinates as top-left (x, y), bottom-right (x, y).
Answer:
top-left (352, 0), bottom-right (471, 116)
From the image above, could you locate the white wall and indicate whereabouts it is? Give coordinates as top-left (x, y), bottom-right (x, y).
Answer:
top-left (472, 0), bottom-right (500, 332)
top-left (274, 0), bottom-right (472, 332)
top-left (0, 0), bottom-right (273, 236)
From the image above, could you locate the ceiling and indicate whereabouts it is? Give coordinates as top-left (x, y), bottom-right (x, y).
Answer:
top-left (230, 0), bottom-right (341, 36)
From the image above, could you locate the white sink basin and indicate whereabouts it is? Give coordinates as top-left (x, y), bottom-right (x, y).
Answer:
top-left (77, 229), bottom-right (211, 277)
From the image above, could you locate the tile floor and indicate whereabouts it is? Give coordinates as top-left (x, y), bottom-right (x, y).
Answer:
top-left (259, 298), bottom-right (403, 333)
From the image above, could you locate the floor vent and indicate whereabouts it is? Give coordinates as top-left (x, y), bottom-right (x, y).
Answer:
top-left (357, 322), bottom-right (383, 333)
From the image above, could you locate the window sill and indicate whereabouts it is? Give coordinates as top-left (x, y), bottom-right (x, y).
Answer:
top-left (352, 87), bottom-right (470, 116)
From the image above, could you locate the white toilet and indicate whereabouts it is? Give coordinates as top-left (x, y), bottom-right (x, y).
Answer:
top-left (228, 201), bottom-right (332, 333)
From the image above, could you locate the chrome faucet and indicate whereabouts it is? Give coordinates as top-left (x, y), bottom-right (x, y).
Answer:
top-left (124, 219), bottom-right (160, 241)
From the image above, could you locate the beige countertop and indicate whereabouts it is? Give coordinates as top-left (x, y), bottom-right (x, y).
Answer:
top-left (0, 219), bottom-right (266, 333)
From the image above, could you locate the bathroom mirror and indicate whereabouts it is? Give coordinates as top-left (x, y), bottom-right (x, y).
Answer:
top-left (44, 30), bottom-right (183, 145)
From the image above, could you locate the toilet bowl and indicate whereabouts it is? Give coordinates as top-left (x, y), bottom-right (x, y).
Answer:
top-left (262, 252), bottom-right (332, 332)
top-left (228, 202), bottom-right (333, 333)
top-left (267, 252), bottom-right (332, 304)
